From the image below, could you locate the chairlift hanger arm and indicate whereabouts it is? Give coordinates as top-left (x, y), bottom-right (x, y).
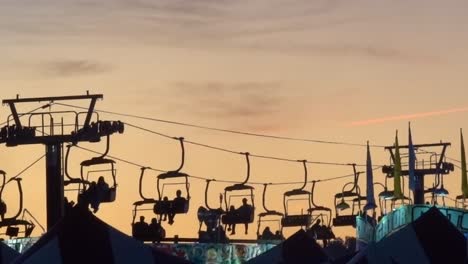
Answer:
top-left (64, 144), bottom-right (80, 181)
top-left (4, 179), bottom-right (24, 221)
top-left (174, 137), bottom-right (186, 172)
top-left (98, 134), bottom-right (111, 159)
top-left (351, 163), bottom-right (359, 193)
top-left (241, 152), bottom-right (250, 185)
top-left (261, 184), bottom-right (270, 212)
top-left (204, 179), bottom-right (216, 210)
top-left (138, 167), bottom-right (151, 200)
top-left (298, 160), bottom-right (308, 191)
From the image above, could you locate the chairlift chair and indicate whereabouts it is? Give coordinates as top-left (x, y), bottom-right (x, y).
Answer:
top-left (153, 138), bottom-right (190, 216)
top-left (197, 180), bottom-right (227, 243)
top-left (0, 172), bottom-right (35, 238)
top-left (307, 181), bottom-right (335, 240)
top-left (64, 144), bottom-right (86, 190)
top-left (281, 160), bottom-right (312, 229)
top-left (221, 153), bottom-right (255, 228)
top-left (332, 164), bottom-right (366, 227)
top-left (80, 135), bottom-right (117, 203)
top-left (132, 167), bottom-right (165, 242)
top-left (257, 184), bottom-right (284, 242)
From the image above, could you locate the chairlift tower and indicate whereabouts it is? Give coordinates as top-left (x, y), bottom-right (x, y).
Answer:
top-left (382, 142), bottom-right (454, 205)
top-left (0, 93), bottom-right (124, 230)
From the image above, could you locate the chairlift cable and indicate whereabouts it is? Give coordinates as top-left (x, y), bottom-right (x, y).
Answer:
top-left (125, 121), bottom-right (381, 167)
top-left (74, 145), bottom-right (369, 185)
top-left (6, 154), bottom-right (46, 184)
top-left (54, 102), bottom-right (385, 148)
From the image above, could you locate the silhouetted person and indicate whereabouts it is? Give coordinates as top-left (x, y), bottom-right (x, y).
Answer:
top-left (261, 226), bottom-right (275, 240)
top-left (159, 196), bottom-right (170, 221)
top-left (275, 230), bottom-right (285, 240)
top-left (87, 182), bottom-right (99, 213)
top-left (0, 200), bottom-right (6, 220)
top-left (149, 217), bottom-right (165, 242)
top-left (311, 219), bottom-right (321, 232)
top-left (96, 176), bottom-right (109, 201)
top-left (64, 197), bottom-right (75, 216)
top-left (133, 216), bottom-right (149, 241)
top-left (237, 198), bottom-right (253, 234)
top-left (226, 205), bottom-right (237, 234)
top-left (168, 190), bottom-right (186, 225)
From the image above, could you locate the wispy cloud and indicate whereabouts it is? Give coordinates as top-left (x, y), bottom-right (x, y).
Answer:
top-left (41, 60), bottom-right (111, 77)
top-left (349, 107), bottom-right (468, 126)
top-left (0, 0), bottom-right (442, 63)
top-left (168, 81), bottom-right (288, 132)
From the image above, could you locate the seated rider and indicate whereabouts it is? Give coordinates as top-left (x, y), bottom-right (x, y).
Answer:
top-left (159, 196), bottom-right (170, 221)
top-left (133, 216), bottom-right (149, 241)
top-left (96, 176), bottom-right (110, 201)
top-left (149, 217), bottom-right (165, 242)
top-left (226, 205), bottom-right (237, 235)
top-left (168, 190), bottom-right (187, 225)
top-left (261, 226), bottom-right (275, 240)
top-left (237, 198), bottom-right (253, 235)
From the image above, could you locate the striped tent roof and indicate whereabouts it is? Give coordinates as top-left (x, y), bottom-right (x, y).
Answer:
top-left (0, 241), bottom-right (19, 264)
top-left (351, 206), bottom-right (466, 264)
top-left (12, 207), bottom-right (191, 264)
top-left (247, 229), bottom-right (329, 264)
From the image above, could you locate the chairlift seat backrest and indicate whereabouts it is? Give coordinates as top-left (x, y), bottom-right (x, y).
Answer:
top-left (64, 178), bottom-right (85, 186)
top-left (352, 196), bottom-right (367, 202)
top-left (197, 206), bottom-right (224, 223)
top-left (308, 206), bottom-right (331, 213)
top-left (224, 184), bottom-right (254, 192)
top-left (133, 199), bottom-right (157, 207)
top-left (281, 214), bottom-right (311, 227)
top-left (334, 191), bottom-right (360, 199)
top-left (6, 226), bottom-right (19, 237)
top-left (284, 189), bottom-right (310, 197)
top-left (221, 207), bottom-right (255, 225)
top-left (157, 171), bottom-right (188, 179)
top-left (0, 219), bottom-right (32, 228)
top-left (308, 226), bottom-right (335, 240)
top-left (153, 199), bottom-right (189, 215)
top-left (379, 190), bottom-right (395, 199)
top-left (258, 211), bottom-right (283, 218)
top-left (332, 215), bottom-right (356, 227)
top-left (80, 157), bottom-right (115, 167)
top-left (100, 187), bottom-right (116, 203)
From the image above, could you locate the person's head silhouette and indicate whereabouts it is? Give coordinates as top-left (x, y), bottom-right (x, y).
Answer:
top-left (176, 190), bottom-right (182, 198)
top-left (140, 216), bottom-right (145, 223)
top-left (242, 198), bottom-right (248, 205)
top-left (98, 176), bottom-right (105, 184)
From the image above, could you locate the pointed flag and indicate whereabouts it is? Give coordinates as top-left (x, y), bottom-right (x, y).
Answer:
top-left (461, 129), bottom-right (468, 197)
top-left (408, 123), bottom-right (416, 191)
top-left (393, 130), bottom-right (403, 199)
top-left (364, 141), bottom-right (377, 211)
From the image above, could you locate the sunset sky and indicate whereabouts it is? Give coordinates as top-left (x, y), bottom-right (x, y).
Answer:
top-left (1, 0), bottom-right (468, 240)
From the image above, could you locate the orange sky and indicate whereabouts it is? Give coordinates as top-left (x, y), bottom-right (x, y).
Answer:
top-left (1, 0), bottom-right (468, 240)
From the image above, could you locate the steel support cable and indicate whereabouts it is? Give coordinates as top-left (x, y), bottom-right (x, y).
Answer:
top-left (125, 122), bottom-right (383, 167)
top-left (54, 102), bottom-right (386, 148)
top-left (74, 144), bottom-right (379, 186)
top-left (6, 154), bottom-right (46, 184)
